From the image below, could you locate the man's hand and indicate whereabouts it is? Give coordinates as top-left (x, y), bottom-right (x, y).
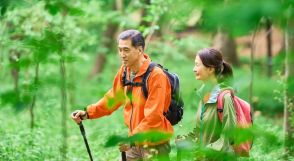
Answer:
top-left (71, 110), bottom-right (87, 124)
top-left (119, 143), bottom-right (130, 152)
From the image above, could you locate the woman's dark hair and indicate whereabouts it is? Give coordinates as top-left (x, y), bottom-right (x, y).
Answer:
top-left (197, 48), bottom-right (233, 83)
top-left (118, 29), bottom-right (145, 50)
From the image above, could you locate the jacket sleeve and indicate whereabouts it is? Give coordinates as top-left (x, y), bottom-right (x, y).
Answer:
top-left (186, 102), bottom-right (201, 141)
top-left (132, 71), bottom-right (170, 134)
top-left (206, 93), bottom-right (237, 152)
top-left (86, 67), bottom-right (126, 119)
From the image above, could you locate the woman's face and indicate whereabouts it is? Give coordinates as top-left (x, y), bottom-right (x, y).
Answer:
top-left (193, 55), bottom-right (214, 82)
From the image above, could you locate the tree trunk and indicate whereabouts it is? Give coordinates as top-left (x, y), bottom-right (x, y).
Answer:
top-left (9, 50), bottom-right (20, 107)
top-left (68, 63), bottom-right (76, 107)
top-left (249, 29), bottom-right (257, 109)
top-left (266, 18), bottom-right (273, 78)
top-left (88, 1), bottom-right (121, 79)
top-left (60, 12), bottom-right (67, 161)
top-left (9, 34), bottom-right (24, 108)
top-left (213, 30), bottom-right (239, 66)
top-left (60, 56), bottom-right (67, 161)
top-left (284, 19), bottom-right (294, 159)
top-left (30, 62), bottom-right (39, 129)
top-left (139, 0), bottom-right (151, 28)
top-left (0, 21), bottom-right (6, 68)
top-left (140, 0), bottom-right (161, 50)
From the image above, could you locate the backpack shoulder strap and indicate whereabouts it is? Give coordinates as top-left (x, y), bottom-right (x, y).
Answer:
top-left (217, 89), bottom-right (233, 122)
top-left (142, 62), bottom-right (157, 98)
top-left (122, 67), bottom-right (129, 86)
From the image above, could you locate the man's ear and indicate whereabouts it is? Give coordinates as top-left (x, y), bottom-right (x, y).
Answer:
top-left (137, 46), bottom-right (143, 54)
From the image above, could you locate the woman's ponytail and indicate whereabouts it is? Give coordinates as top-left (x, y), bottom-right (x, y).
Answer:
top-left (218, 61), bottom-right (233, 84)
top-left (197, 48), bottom-right (234, 84)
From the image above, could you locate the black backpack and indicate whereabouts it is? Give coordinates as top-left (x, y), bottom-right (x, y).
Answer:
top-left (122, 62), bottom-right (184, 125)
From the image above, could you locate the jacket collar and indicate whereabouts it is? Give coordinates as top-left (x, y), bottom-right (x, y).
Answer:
top-left (197, 84), bottom-right (221, 104)
top-left (207, 84), bottom-right (221, 103)
top-left (132, 54), bottom-right (151, 78)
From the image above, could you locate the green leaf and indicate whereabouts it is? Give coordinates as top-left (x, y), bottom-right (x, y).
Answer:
top-left (44, 3), bottom-right (60, 15)
top-left (104, 131), bottom-right (172, 147)
top-left (44, 1), bottom-right (84, 16)
top-left (67, 6), bottom-right (84, 16)
top-left (0, 0), bottom-right (9, 16)
top-left (24, 29), bottom-right (64, 63)
top-left (104, 135), bottom-right (126, 147)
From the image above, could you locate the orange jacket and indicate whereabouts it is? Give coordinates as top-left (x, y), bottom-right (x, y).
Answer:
top-left (86, 54), bottom-right (173, 144)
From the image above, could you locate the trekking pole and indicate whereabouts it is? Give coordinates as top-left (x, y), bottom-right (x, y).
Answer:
top-left (176, 149), bottom-right (182, 161)
top-left (73, 112), bottom-right (93, 161)
top-left (121, 151), bottom-right (127, 161)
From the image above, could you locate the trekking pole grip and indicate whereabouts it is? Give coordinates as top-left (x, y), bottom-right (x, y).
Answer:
top-left (72, 111), bottom-right (84, 124)
top-left (72, 112), bottom-right (86, 136)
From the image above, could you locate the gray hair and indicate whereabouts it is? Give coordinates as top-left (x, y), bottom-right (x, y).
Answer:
top-left (118, 30), bottom-right (145, 50)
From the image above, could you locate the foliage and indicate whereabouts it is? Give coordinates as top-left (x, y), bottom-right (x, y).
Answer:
top-left (105, 131), bottom-right (172, 147)
top-left (232, 65), bottom-right (284, 114)
top-left (0, 0), bottom-right (290, 160)
top-left (0, 100), bottom-right (284, 160)
top-left (198, 0), bottom-right (292, 36)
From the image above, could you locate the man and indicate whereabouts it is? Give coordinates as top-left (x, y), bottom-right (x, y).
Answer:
top-left (71, 29), bottom-right (173, 160)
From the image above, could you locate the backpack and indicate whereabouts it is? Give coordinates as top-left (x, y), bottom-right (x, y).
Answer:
top-left (122, 62), bottom-right (184, 125)
top-left (217, 90), bottom-right (253, 157)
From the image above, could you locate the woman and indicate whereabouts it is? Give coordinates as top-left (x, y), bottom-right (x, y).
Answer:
top-left (178, 48), bottom-right (237, 159)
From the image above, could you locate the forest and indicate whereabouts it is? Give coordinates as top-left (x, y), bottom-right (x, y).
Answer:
top-left (0, 0), bottom-right (293, 160)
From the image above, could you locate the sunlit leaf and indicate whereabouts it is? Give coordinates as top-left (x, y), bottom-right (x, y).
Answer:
top-left (104, 131), bottom-right (172, 147)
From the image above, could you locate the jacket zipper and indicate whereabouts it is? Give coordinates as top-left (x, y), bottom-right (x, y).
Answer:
top-left (199, 101), bottom-right (205, 144)
top-left (129, 86), bottom-right (134, 133)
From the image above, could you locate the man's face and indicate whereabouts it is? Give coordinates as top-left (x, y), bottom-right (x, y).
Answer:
top-left (118, 39), bottom-right (142, 68)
